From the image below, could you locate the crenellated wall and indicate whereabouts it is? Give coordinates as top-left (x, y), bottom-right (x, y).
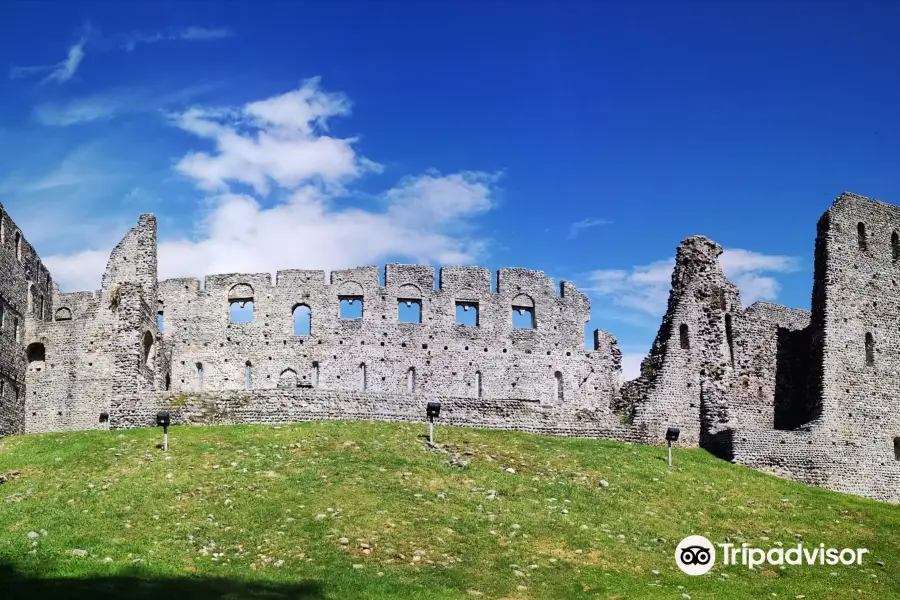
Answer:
top-left (3, 191), bottom-right (900, 504)
top-left (157, 263), bottom-right (620, 412)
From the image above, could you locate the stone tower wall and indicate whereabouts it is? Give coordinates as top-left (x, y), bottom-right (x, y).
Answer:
top-left (0, 201), bottom-right (55, 435)
top-left (24, 215), bottom-right (160, 433)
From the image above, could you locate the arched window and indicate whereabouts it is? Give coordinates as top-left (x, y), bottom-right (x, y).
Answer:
top-left (512, 294), bottom-right (536, 329)
top-left (228, 283), bottom-right (255, 323)
top-left (196, 363), bottom-right (204, 391)
top-left (858, 222), bottom-right (868, 251)
top-left (55, 307), bottom-right (72, 321)
top-left (245, 361), bottom-right (252, 389)
top-left (142, 331), bottom-right (154, 368)
top-left (893, 232), bottom-right (900, 261)
top-left (14, 231), bottom-right (21, 261)
top-left (725, 313), bottom-right (735, 366)
top-left (360, 363), bottom-right (367, 391)
top-left (554, 371), bottom-right (563, 401)
top-left (475, 370), bottom-right (482, 398)
top-left (278, 368), bottom-right (298, 388)
top-left (407, 367), bottom-right (416, 392)
top-left (398, 299), bottom-right (422, 323)
top-left (679, 323), bottom-right (690, 350)
top-left (293, 304), bottom-right (311, 335)
top-left (865, 332), bottom-right (875, 366)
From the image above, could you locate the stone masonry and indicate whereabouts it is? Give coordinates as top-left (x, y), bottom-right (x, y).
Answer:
top-left (1, 192), bottom-right (899, 504)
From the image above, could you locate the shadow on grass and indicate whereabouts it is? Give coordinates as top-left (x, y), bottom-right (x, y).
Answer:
top-left (2, 562), bottom-right (324, 599)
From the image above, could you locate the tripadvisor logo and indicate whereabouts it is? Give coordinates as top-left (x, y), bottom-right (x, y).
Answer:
top-left (675, 535), bottom-right (870, 575)
top-left (676, 535), bottom-right (716, 575)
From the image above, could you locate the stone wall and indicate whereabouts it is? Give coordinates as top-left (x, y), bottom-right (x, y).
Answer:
top-left (0, 201), bottom-right (54, 435)
top-left (157, 265), bottom-right (621, 411)
top-left (23, 216), bottom-right (160, 433)
top-left (3, 191), bottom-right (900, 504)
top-left (110, 389), bottom-right (650, 443)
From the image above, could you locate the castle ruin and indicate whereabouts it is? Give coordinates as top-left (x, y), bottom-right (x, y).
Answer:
top-left (1, 192), bottom-right (898, 503)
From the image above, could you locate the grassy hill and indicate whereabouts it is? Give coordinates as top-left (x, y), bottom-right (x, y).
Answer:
top-left (0, 421), bottom-right (896, 599)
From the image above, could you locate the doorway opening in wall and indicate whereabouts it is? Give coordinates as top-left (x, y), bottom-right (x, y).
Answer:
top-left (894, 437), bottom-right (900, 461)
top-left (142, 331), bottom-right (154, 368)
top-left (26, 342), bottom-right (45, 363)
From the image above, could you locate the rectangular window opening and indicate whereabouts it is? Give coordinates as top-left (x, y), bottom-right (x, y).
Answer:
top-left (340, 296), bottom-right (363, 319)
top-left (512, 307), bottom-right (535, 329)
top-left (230, 300), bottom-right (254, 323)
top-left (455, 301), bottom-right (479, 326)
top-left (398, 299), bottom-right (422, 323)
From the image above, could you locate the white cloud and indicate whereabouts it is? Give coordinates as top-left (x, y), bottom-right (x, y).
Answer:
top-left (584, 249), bottom-right (800, 318)
top-left (9, 35), bottom-right (87, 84)
top-left (123, 27), bottom-right (233, 51)
top-left (171, 77), bottom-right (381, 195)
top-left (42, 78), bottom-right (501, 291)
top-left (569, 217), bottom-right (610, 238)
top-left (33, 82), bottom-right (222, 126)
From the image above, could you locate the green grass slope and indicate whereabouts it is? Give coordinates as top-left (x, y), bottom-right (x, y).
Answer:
top-left (0, 421), bottom-right (896, 599)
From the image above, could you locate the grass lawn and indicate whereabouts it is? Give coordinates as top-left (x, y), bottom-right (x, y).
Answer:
top-left (0, 420), bottom-right (897, 599)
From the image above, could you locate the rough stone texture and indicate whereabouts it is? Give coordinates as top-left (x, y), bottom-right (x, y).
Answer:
top-left (0, 201), bottom-right (55, 435)
top-left (156, 264), bottom-right (619, 411)
top-left (23, 215), bottom-right (159, 433)
top-left (3, 192), bottom-right (900, 503)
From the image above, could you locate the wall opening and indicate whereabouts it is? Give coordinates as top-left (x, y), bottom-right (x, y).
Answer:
top-left (14, 318), bottom-right (19, 342)
top-left (476, 370), bottom-right (482, 398)
top-left (55, 307), bottom-right (72, 321)
top-left (554, 371), bottom-right (563, 401)
top-left (38, 295), bottom-right (44, 319)
top-left (894, 437), bottom-right (900, 461)
top-left (157, 310), bottom-right (164, 332)
top-left (455, 301), bottom-right (479, 326)
top-left (0, 304), bottom-right (4, 328)
top-left (230, 299), bottom-right (254, 323)
top-left (865, 332), bottom-right (875, 366)
top-left (725, 313), bottom-right (735, 366)
top-left (407, 367), bottom-right (416, 392)
top-left (398, 299), bottom-right (422, 323)
top-left (165, 373), bottom-right (171, 391)
top-left (312, 361), bottom-right (319, 388)
top-left (245, 361), bottom-right (252, 389)
top-left (512, 294), bottom-right (536, 329)
top-left (99, 411), bottom-right (109, 423)
top-left (512, 307), bottom-right (536, 329)
top-left (196, 363), bottom-right (204, 391)
top-left (339, 296), bottom-right (363, 319)
top-left (278, 368), bottom-right (298, 389)
top-left (14, 231), bottom-right (21, 261)
top-left (142, 331), bottom-right (154, 368)
top-left (26, 342), bottom-right (45, 363)
top-left (360, 363), bottom-right (367, 391)
top-left (893, 232), bottom-right (900, 261)
top-left (293, 304), bottom-right (312, 335)
top-left (857, 222), bottom-right (868, 251)
top-left (679, 323), bottom-right (690, 350)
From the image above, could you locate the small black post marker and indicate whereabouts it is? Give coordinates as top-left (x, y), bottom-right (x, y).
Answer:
top-left (426, 401), bottom-right (441, 445)
top-left (156, 411), bottom-right (171, 451)
top-left (665, 427), bottom-right (680, 467)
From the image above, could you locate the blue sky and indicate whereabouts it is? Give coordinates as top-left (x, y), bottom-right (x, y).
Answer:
top-left (3, 0), bottom-right (900, 379)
